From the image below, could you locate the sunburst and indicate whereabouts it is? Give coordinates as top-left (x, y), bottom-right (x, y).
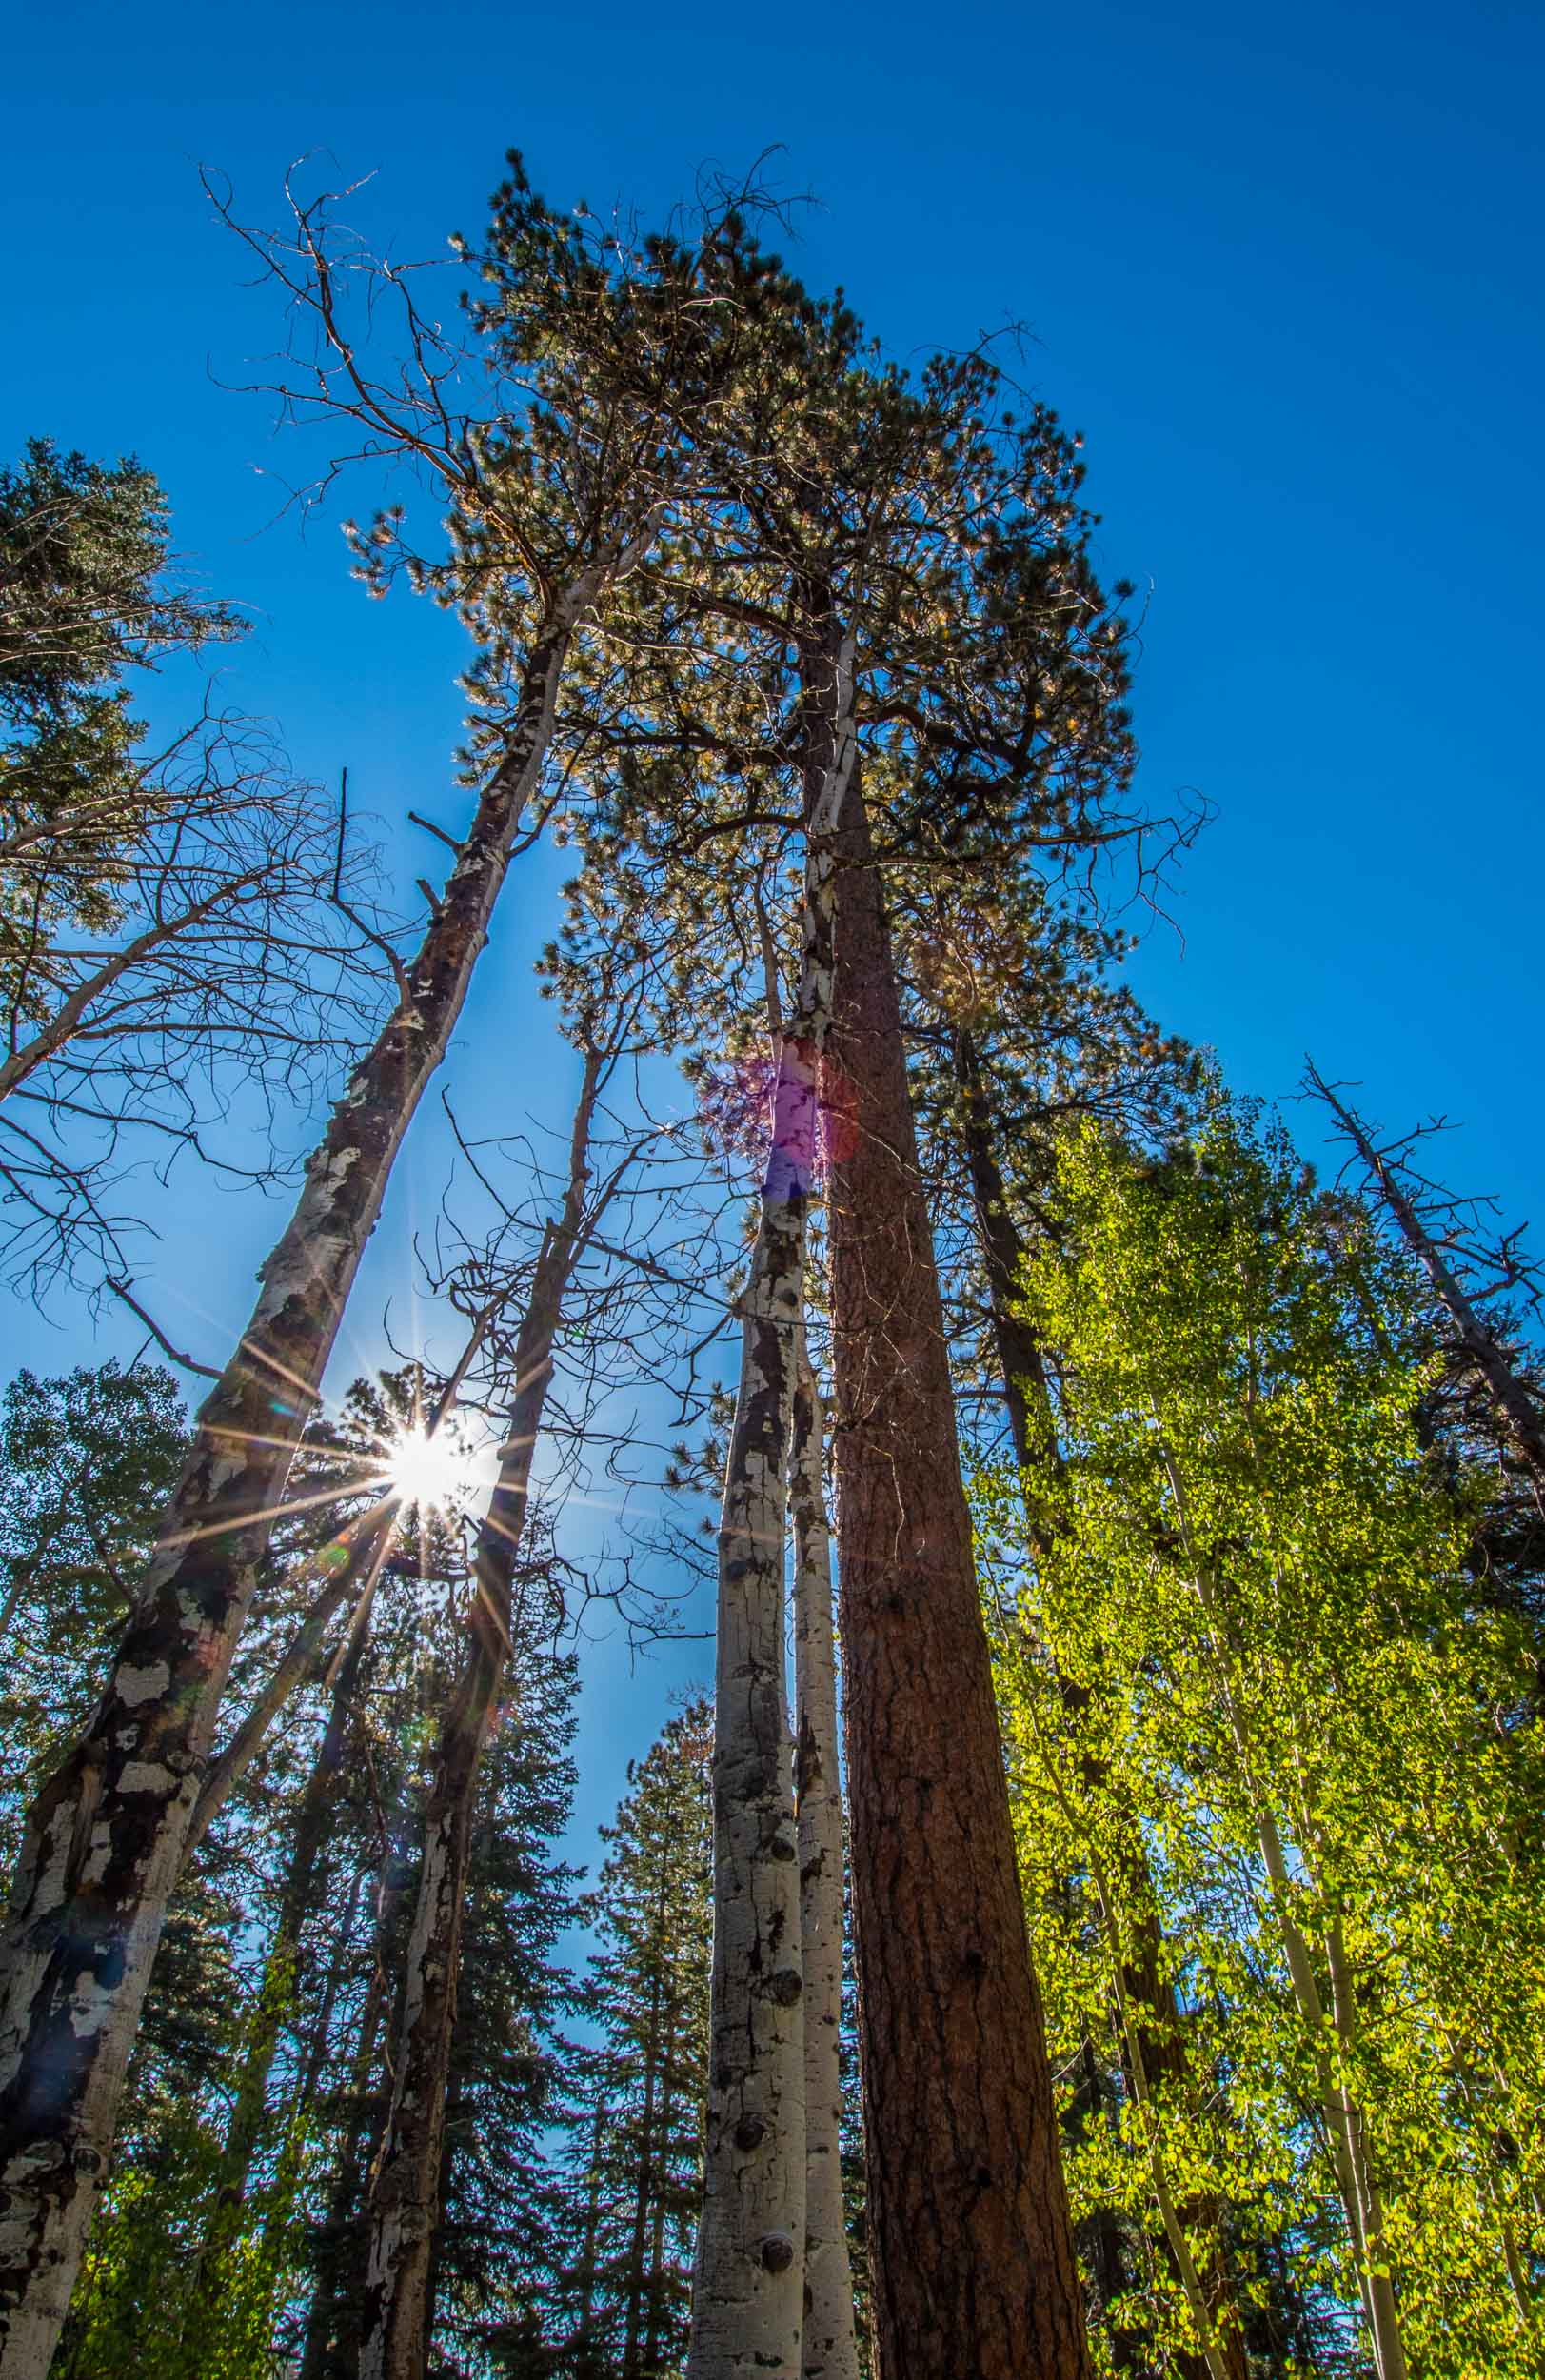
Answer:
top-left (380, 1418), bottom-right (480, 1515)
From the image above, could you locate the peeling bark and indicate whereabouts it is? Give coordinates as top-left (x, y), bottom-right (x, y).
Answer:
top-left (789, 1332), bottom-right (860, 2380)
top-left (0, 608), bottom-right (584, 2378)
top-left (686, 614), bottom-right (855, 2380)
top-left (822, 772), bottom-right (1090, 2380)
top-left (355, 1054), bottom-right (603, 2380)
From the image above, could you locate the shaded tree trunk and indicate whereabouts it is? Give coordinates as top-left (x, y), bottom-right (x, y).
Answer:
top-left (187, 1595), bottom-right (374, 2337)
top-left (822, 772), bottom-right (1090, 2380)
top-left (789, 1331), bottom-right (860, 2380)
top-left (572, 2101), bottom-right (607, 2362)
top-left (622, 1894), bottom-right (666, 2380)
top-left (0, 610), bottom-right (584, 2377)
top-left (641, 2067), bottom-right (678, 2380)
top-left (302, 1837), bottom-right (412, 2380)
top-left (356, 1052), bottom-right (603, 2380)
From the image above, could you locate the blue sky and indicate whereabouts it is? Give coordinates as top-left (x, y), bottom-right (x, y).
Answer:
top-left (5, 0), bottom-right (1543, 1857)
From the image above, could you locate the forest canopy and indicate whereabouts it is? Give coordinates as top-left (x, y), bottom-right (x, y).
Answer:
top-left (0, 144), bottom-right (1540, 2380)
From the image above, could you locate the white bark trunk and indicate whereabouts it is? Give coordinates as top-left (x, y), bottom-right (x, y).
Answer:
top-left (790, 1331), bottom-right (861, 2380)
top-left (686, 619), bottom-right (855, 2380)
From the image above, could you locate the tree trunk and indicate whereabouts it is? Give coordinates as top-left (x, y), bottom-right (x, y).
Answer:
top-left (686, 610), bottom-right (854, 2380)
top-left (951, 1027), bottom-right (1061, 1478)
top-left (641, 2068), bottom-right (677, 2380)
top-left (0, 610), bottom-right (583, 2378)
top-left (356, 1054), bottom-right (602, 2380)
top-left (789, 1332), bottom-right (860, 2380)
top-left (187, 1591), bottom-right (374, 2339)
top-left (622, 1891), bottom-right (666, 2380)
top-left (822, 772), bottom-right (1090, 2380)
top-left (301, 1840), bottom-right (410, 2380)
top-left (572, 2101), bottom-right (607, 2362)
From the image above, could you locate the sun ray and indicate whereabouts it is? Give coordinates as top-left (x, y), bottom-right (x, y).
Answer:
top-left (382, 1418), bottom-right (481, 1516)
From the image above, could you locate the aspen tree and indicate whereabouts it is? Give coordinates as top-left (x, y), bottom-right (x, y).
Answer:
top-left (997, 1104), bottom-right (1545, 2372)
top-left (685, 608), bottom-right (855, 2380)
top-left (788, 1329), bottom-right (859, 2380)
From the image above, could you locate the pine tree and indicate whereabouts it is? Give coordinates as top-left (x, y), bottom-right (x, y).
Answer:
top-left (0, 1360), bottom-right (188, 1866)
top-left (544, 1704), bottom-right (713, 2380)
top-left (0, 437), bottom-right (238, 957)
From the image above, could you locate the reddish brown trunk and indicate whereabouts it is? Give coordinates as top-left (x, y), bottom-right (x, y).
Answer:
top-left (822, 775), bottom-right (1090, 2380)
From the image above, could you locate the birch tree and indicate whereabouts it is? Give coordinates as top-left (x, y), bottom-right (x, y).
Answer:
top-left (788, 1330), bottom-right (859, 2380)
top-left (685, 610), bottom-right (854, 2380)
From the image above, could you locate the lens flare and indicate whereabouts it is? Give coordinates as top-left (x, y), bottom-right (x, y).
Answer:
top-left (386, 1424), bottom-right (470, 1514)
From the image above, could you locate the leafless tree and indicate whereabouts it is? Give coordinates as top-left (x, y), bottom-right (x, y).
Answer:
top-left (0, 715), bottom-right (389, 1295)
top-left (1306, 1061), bottom-right (1545, 1505)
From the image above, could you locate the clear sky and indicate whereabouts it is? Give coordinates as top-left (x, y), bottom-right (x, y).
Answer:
top-left (5, 0), bottom-right (1543, 1856)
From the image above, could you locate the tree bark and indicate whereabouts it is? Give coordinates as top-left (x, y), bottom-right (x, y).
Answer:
top-left (789, 1332), bottom-right (860, 2380)
top-left (355, 1053), bottom-right (602, 2380)
top-left (0, 607), bottom-right (585, 2377)
top-left (822, 772), bottom-right (1091, 2380)
top-left (686, 611), bottom-right (855, 2380)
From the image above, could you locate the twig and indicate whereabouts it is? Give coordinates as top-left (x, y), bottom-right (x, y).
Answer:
top-left (105, 1279), bottom-right (222, 1380)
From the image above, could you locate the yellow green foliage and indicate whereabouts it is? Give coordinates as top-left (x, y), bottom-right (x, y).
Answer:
top-left (979, 1101), bottom-right (1545, 2375)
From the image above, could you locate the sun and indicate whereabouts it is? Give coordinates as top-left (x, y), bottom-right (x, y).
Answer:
top-left (385, 1423), bottom-right (473, 1514)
